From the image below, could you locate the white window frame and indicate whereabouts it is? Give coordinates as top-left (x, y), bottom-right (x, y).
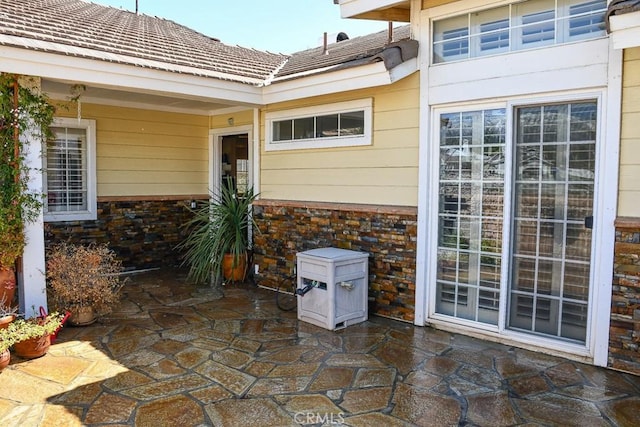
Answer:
top-left (44, 117), bottom-right (97, 222)
top-left (432, 0), bottom-right (607, 64)
top-left (265, 99), bottom-right (372, 151)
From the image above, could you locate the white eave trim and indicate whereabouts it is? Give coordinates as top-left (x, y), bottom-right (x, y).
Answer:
top-left (609, 13), bottom-right (640, 49)
top-left (338, 0), bottom-right (408, 18)
top-left (0, 34), bottom-right (264, 85)
top-left (0, 43), bottom-right (264, 106)
top-left (263, 57), bottom-right (418, 104)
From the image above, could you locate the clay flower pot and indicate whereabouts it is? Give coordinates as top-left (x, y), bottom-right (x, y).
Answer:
top-left (13, 334), bottom-right (51, 359)
top-left (0, 314), bottom-right (16, 330)
top-left (68, 306), bottom-right (96, 326)
top-left (0, 267), bottom-right (16, 309)
top-left (0, 348), bottom-right (10, 371)
top-left (223, 253), bottom-right (247, 282)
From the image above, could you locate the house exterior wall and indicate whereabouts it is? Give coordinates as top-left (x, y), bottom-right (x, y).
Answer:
top-left (209, 109), bottom-right (254, 130)
top-left (47, 103), bottom-right (210, 269)
top-left (55, 102), bottom-right (209, 197)
top-left (252, 200), bottom-right (418, 322)
top-left (415, 1), bottom-right (619, 366)
top-left (618, 47), bottom-right (640, 217)
top-left (610, 47), bottom-right (640, 375)
top-left (253, 75), bottom-right (420, 321)
top-left (259, 73), bottom-right (420, 206)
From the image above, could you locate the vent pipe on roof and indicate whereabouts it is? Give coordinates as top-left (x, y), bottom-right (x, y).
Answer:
top-left (323, 32), bottom-right (329, 55)
top-left (388, 22), bottom-right (393, 44)
top-left (136, 0), bottom-right (139, 14)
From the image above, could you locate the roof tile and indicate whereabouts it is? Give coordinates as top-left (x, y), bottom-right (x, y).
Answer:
top-left (1, 0), bottom-right (415, 86)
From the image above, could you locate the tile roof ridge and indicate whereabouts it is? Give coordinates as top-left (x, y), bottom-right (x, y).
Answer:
top-left (262, 55), bottom-right (293, 87)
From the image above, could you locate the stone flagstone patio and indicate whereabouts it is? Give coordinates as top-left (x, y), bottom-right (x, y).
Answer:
top-left (0, 268), bottom-right (639, 426)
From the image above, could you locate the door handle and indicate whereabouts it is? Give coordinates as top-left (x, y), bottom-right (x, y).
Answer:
top-left (584, 215), bottom-right (593, 229)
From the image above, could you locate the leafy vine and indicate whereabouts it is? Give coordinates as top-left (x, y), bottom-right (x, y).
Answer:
top-left (0, 73), bottom-right (56, 269)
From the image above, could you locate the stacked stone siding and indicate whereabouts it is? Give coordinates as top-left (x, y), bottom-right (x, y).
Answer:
top-left (44, 197), bottom-right (198, 270)
top-left (252, 200), bottom-right (418, 322)
top-left (610, 217), bottom-right (640, 375)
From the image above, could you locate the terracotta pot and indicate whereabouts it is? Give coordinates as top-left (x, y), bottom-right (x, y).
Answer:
top-left (0, 314), bottom-right (16, 330)
top-left (0, 267), bottom-right (16, 308)
top-left (0, 348), bottom-right (10, 371)
top-left (13, 334), bottom-right (51, 359)
top-left (223, 253), bottom-right (247, 282)
top-left (68, 306), bottom-right (96, 326)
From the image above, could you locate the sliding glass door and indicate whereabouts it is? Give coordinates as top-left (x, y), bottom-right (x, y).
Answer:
top-left (509, 102), bottom-right (595, 342)
top-left (434, 101), bottom-right (596, 344)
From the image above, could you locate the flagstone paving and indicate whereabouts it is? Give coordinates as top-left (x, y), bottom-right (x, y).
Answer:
top-left (0, 268), bottom-right (639, 426)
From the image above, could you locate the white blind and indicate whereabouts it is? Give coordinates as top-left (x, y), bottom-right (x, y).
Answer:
top-left (46, 127), bottom-right (88, 212)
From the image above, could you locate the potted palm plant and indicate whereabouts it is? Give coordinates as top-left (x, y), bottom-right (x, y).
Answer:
top-left (0, 74), bottom-right (55, 309)
top-left (46, 243), bottom-right (124, 325)
top-left (178, 178), bottom-right (259, 287)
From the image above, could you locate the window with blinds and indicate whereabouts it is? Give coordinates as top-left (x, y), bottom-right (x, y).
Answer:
top-left (432, 0), bottom-right (606, 64)
top-left (44, 118), bottom-right (96, 221)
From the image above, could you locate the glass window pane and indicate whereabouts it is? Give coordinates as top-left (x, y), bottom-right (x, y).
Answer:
top-left (534, 297), bottom-right (558, 335)
top-left (433, 15), bottom-right (469, 63)
top-left (563, 263), bottom-right (590, 301)
top-left (340, 111), bottom-right (364, 136)
top-left (517, 0), bottom-right (556, 47)
top-left (316, 114), bottom-right (338, 138)
top-left (568, 0), bottom-right (606, 39)
top-left (272, 120), bottom-right (292, 141)
top-left (566, 184), bottom-right (593, 220)
top-left (473, 6), bottom-right (510, 55)
top-left (510, 293), bottom-right (534, 329)
top-left (565, 223), bottom-right (591, 262)
top-left (570, 102), bottom-right (597, 142)
top-left (542, 104), bottom-right (568, 143)
top-left (568, 144), bottom-right (595, 181)
top-left (293, 117), bottom-right (314, 140)
top-left (561, 301), bottom-right (587, 341)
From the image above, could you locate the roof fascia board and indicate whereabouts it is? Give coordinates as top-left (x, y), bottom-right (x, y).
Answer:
top-left (609, 13), bottom-right (640, 49)
top-left (0, 45), bottom-right (264, 106)
top-left (262, 58), bottom-right (418, 104)
top-left (0, 35), bottom-right (264, 85)
top-left (338, 0), bottom-right (408, 18)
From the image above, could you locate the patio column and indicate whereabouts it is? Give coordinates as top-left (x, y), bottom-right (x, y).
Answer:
top-left (18, 121), bottom-right (47, 317)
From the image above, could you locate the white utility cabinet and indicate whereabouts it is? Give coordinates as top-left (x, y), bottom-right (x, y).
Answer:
top-left (296, 247), bottom-right (369, 330)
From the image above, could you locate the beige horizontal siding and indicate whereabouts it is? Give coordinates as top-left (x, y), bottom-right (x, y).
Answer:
top-left (618, 47), bottom-right (640, 217)
top-left (209, 109), bottom-right (254, 129)
top-left (259, 184), bottom-right (418, 206)
top-left (260, 73), bottom-right (420, 206)
top-left (55, 103), bottom-right (209, 197)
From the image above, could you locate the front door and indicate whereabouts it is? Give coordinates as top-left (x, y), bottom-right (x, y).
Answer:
top-left (433, 100), bottom-right (596, 344)
top-left (210, 126), bottom-right (252, 198)
top-left (221, 134), bottom-right (249, 195)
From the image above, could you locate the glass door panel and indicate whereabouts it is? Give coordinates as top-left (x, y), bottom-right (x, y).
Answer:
top-left (508, 102), bottom-right (596, 343)
top-left (436, 109), bottom-right (506, 325)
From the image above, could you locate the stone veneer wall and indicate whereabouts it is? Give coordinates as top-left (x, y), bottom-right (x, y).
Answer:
top-left (252, 200), bottom-right (418, 322)
top-left (44, 197), bottom-right (199, 270)
top-left (610, 217), bottom-right (640, 375)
